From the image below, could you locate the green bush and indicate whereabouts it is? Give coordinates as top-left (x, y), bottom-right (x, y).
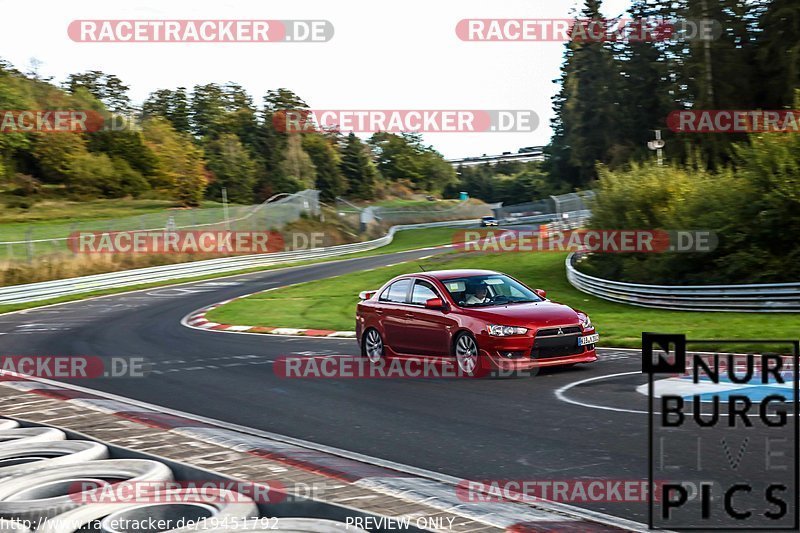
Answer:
top-left (4, 195), bottom-right (33, 209)
top-left (583, 145), bottom-right (798, 284)
top-left (66, 153), bottom-right (149, 199)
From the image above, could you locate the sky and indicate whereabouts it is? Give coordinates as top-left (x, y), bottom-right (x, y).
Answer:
top-left (0, 0), bottom-right (633, 159)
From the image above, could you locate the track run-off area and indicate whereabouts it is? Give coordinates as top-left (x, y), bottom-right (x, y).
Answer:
top-left (1, 244), bottom-right (794, 527)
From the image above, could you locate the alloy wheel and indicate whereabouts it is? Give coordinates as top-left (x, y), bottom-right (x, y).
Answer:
top-left (364, 330), bottom-right (384, 363)
top-left (455, 335), bottom-right (479, 375)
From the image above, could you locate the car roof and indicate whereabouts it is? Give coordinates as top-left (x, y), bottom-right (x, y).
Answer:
top-left (413, 269), bottom-right (501, 281)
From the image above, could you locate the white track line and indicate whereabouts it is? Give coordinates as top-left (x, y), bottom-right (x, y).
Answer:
top-left (555, 370), bottom-right (795, 416)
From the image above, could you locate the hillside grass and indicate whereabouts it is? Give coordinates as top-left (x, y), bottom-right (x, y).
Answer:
top-left (0, 198), bottom-right (229, 241)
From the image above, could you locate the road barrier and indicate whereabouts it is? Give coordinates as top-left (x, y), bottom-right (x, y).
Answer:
top-left (566, 253), bottom-right (800, 312)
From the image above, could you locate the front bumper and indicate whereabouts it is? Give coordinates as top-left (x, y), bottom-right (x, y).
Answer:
top-left (477, 330), bottom-right (598, 371)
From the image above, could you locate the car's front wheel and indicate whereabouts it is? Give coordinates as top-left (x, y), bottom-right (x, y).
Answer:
top-left (454, 332), bottom-right (486, 377)
top-left (362, 328), bottom-right (384, 363)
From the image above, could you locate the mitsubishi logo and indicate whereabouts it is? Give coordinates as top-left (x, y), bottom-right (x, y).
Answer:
top-left (557, 327), bottom-right (564, 336)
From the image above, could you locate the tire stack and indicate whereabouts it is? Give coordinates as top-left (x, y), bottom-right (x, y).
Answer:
top-left (0, 419), bottom-right (367, 532)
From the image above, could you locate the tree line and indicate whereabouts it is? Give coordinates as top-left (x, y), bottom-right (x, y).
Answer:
top-left (546, 0), bottom-right (799, 187)
top-left (561, 0), bottom-right (800, 284)
top-left (0, 63), bottom-right (457, 207)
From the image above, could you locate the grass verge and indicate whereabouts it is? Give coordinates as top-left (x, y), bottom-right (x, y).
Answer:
top-left (206, 251), bottom-right (800, 351)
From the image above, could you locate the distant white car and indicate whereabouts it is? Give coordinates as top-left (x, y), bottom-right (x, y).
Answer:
top-left (480, 216), bottom-right (499, 227)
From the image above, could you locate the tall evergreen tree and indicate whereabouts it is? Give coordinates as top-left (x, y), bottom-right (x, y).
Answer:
top-left (190, 83), bottom-right (227, 138)
top-left (665, 0), bottom-right (761, 166)
top-left (549, 0), bottom-right (618, 185)
top-left (611, 0), bottom-right (672, 165)
top-left (756, 0), bottom-right (800, 108)
top-left (253, 89), bottom-right (311, 199)
top-left (204, 133), bottom-right (257, 204)
top-left (64, 71), bottom-right (132, 113)
top-left (340, 133), bottom-right (379, 199)
top-left (142, 88), bottom-right (191, 133)
top-left (279, 134), bottom-right (317, 190)
top-left (302, 134), bottom-right (346, 201)
top-left (169, 88), bottom-right (191, 133)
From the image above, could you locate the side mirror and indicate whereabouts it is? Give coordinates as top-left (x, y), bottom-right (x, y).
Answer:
top-left (425, 298), bottom-right (445, 310)
top-left (534, 289), bottom-right (547, 299)
top-left (359, 290), bottom-right (377, 301)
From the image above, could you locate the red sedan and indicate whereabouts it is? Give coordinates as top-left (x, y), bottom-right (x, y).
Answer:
top-left (356, 269), bottom-right (598, 377)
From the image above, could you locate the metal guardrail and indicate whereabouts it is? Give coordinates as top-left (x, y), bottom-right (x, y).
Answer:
top-left (566, 253), bottom-right (800, 312)
top-left (0, 219), bottom-right (487, 306)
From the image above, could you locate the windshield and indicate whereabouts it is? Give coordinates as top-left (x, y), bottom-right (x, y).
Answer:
top-left (440, 274), bottom-right (543, 307)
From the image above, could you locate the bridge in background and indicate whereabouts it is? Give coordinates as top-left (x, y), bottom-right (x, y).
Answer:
top-left (446, 146), bottom-right (545, 167)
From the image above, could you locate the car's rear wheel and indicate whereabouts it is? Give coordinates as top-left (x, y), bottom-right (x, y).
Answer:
top-left (362, 328), bottom-right (384, 363)
top-left (454, 333), bottom-right (485, 377)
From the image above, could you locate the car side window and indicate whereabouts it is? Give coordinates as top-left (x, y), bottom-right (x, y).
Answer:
top-left (380, 279), bottom-right (411, 303)
top-left (411, 280), bottom-right (439, 305)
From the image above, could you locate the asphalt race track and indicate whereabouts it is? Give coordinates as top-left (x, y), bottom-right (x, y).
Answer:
top-left (0, 246), bottom-right (795, 527)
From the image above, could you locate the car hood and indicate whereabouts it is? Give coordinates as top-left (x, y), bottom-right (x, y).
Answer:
top-left (465, 301), bottom-right (580, 327)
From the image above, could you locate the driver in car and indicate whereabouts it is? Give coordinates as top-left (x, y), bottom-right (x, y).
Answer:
top-left (465, 282), bottom-right (491, 305)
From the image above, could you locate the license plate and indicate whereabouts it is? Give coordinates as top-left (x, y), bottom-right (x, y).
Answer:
top-left (578, 334), bottom-right (599, 346)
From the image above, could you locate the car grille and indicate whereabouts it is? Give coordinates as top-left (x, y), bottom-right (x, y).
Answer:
top-left (536, 325), bottom-right (581, 337)
top-left (532, 325), bottom-right (584, 359)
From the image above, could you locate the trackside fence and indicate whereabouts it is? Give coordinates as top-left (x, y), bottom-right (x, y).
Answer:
top-left (566, 253), bottom-right (800, 312)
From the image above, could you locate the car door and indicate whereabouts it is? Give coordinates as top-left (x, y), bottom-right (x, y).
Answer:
top-left (400, 279), bottom-right (453, 357)
top-left (378, 278), bottom-right (412, 351)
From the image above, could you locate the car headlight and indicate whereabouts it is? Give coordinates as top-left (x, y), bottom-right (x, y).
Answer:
top-left (580, 314), bottom-right (593, 330)
top-left (487, 325), bottom-right (528, 336)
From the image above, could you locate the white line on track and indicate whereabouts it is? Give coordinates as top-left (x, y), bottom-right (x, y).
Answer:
top-left (555, 371), bottom-right (647, 414)
top-left (556, 370), bottom-right (794, 416)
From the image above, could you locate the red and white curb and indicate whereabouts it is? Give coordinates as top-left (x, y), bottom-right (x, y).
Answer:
top-left (0, 371), bottom-right (650, 532)
top-left (180, 246), bottom-right (453, 339)
top-left (184, 298), bottom-right (356, 338)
